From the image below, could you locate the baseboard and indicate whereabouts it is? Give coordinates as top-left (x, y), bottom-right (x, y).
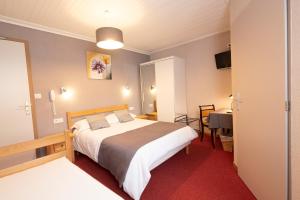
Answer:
top-left (233, 162), bottom-right (238, 172)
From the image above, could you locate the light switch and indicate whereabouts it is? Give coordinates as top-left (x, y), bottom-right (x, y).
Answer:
top-left (34, 93), bottom-right (42, 99)
top-left (53, 118), bottom-right (64, 124)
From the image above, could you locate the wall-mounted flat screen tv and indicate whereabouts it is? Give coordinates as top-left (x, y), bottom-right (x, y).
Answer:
top-left (215, 50), bottom-right (231, 69)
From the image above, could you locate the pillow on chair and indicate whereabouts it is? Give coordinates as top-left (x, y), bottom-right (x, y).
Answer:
top-left (202, 117), bottom-right (209, 125)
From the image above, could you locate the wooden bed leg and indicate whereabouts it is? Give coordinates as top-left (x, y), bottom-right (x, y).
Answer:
top-left (185, 145), bottom-right (190, 155)
top-left (65, 130), bottom-right (75, 162)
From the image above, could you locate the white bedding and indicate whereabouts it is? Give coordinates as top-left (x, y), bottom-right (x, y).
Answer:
top-left (0, 157), bottom-right (123, 200)
top-left (73, 119), bottom-right (198, 200)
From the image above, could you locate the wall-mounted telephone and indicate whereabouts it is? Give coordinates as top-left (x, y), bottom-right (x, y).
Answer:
top-left (49, 90), bottom-right (56, 115)
top-left (49, 90), bottom-right (55, 102)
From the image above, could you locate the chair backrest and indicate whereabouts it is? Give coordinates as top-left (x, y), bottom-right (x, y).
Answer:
top-left (199, 104), bottom-right (215, 124)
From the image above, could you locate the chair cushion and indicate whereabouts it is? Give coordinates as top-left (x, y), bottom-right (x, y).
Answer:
top-left (202, 117), bottom-right (209, 126)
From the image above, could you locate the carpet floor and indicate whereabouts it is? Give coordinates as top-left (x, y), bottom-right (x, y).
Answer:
top-left (74, 136), bottom-right (256, 200)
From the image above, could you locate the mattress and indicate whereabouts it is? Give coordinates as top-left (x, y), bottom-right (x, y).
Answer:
top-left (73, 118), bottom-right (198, 199)
top-left (0, 157), bottom-right (123, 200)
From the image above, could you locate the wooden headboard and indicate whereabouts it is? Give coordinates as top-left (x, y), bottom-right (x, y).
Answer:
top-left (0, 131), bottom-right (74, 178)
top-left (66, 104), bottom-right (128, 129)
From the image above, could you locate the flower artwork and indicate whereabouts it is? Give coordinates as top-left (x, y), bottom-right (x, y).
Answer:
top-left (86, 52), bottom-right (112, 80)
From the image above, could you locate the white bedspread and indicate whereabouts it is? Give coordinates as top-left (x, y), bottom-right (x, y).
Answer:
top-left (73, 119), bottom-right (198, 200)
top-left (0, 157), bottom-right (123, 200)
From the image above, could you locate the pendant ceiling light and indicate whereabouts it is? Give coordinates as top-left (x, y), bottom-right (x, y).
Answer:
top-left (96, 27), bottom-right (124, 49)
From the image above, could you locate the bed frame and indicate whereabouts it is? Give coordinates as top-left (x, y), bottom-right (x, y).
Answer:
top-left (0, 130), bottom-right (74, 178)
top-left (66, 104), bottom-right (190, 154)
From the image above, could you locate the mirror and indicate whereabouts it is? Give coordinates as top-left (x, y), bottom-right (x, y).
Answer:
top-left (140, 64), bottom-right (156, 114)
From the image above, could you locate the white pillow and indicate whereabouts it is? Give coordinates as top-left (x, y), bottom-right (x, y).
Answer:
top-left (130, 113), bottom-right (137, 118)
top-left (105, 113), bottom-right (120, 125)
top-left (72, 119), bottom-right (90, 132)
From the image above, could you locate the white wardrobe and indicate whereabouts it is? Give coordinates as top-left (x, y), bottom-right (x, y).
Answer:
top-left (140, 56), bottom-right (187, 122)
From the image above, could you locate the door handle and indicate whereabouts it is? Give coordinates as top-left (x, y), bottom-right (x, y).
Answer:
top-left (17, 101), bottom-right (31, 115)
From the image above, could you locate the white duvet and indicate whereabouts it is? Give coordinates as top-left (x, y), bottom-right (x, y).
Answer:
top-left (0, 157), bottom-right (123, 200)
top-left (73, 119), bottom-right (198, 200)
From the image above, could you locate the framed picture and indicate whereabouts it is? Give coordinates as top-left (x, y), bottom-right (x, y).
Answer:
top-left (86, 51), bottom-right (112, 80)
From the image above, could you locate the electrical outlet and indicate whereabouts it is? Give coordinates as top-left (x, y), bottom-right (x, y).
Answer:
top-left (129, 107), bottom-right (135, 111)
top-left (53, 118), bottom-right (64, 124)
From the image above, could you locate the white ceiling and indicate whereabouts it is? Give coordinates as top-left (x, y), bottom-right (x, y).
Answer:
top-left (0, 0), bottom-right (230, 54)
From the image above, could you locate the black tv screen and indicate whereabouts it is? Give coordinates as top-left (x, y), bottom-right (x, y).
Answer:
top-left (215, 51), bottom-right (231, 69)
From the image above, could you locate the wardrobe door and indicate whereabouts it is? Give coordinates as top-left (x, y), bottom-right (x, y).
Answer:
top-left (140, 64), bottom-right (156, 114)
top-left (155, 59), bottom-right (175, 122)
top-left (173, 57), bottom-right (187, 115)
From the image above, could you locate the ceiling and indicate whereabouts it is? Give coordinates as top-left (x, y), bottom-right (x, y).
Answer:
top-left (0, 0), bottom-right (230, 54)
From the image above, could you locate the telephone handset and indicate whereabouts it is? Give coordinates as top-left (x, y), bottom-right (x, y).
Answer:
top-left (49, 90), bottom-right (56, 115)
top-left (49, 90), bottom-right (56, 102)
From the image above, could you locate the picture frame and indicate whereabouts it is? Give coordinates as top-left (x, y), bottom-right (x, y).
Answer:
top-left (86, 51), bottom-right (112, 80)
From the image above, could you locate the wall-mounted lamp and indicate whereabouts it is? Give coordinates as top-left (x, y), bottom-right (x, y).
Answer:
top-left (229, 94), bottom-right (233, 99)
top-left (60, 87), bottom-right (73, 100)
top-left (150, 85), bottom-right (156, 95)
top-left (122, 86), bottom-right (131, 97)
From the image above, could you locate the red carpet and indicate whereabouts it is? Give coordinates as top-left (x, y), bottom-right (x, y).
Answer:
top-left (74, 136), bottom-right (256, 200)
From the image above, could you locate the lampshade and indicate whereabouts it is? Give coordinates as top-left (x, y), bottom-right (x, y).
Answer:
top-left (96, 27), bottom-right (124, 49)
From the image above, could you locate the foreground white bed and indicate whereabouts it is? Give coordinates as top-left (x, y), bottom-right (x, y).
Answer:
top-left (0, 157), bottom-right (123, 200)
top-left (0, 131), bottom-right (123, 200)
top-left (73, 118), bottom-right (198, 199)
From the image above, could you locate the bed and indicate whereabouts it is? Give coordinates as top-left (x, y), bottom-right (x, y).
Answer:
top-left (67, 104), bottom-right (198, 200)
top-left (0, 131), bottom-right (123, 200)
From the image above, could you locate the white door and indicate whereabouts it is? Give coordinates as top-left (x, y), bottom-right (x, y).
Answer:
top-left (155, 58), bottom-right (175, 122)
top-left (231, 0), bottom-right (287, 199)
top-left (290, 1), bottom-right (300, 199)
top-left (0, 39), bottom-right (35, 168)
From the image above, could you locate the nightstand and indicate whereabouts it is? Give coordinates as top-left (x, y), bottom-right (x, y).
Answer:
top-left (46, 142), bottom-right (66, 154)
top-left (136, 112), bottom-right (157, 121)
top-left (147, 112), bottom-right (157, 120)
top-left (136, 115), bottom-right (148, 120)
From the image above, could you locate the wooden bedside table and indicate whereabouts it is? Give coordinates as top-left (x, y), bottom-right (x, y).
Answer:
top-left (147, 112), bottom-right (157, 120)
top-left (136, 114), bottom-right (148, 120)
top-left (136, 112), bottom-right (157, 121)
top-left (46, 142), bottom-right (66, 154)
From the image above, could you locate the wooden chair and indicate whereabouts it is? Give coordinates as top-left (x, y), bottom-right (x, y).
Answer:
top-left (199, 104), bottom-right (216, 148)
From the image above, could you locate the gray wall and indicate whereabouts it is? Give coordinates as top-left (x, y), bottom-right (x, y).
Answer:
top-left (151, 32), bottom-right (232, 119)
top-left (0, 22), bottom-right (149, 137)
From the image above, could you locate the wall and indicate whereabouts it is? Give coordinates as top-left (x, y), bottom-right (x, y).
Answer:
top-left (290, 1), bottom-right (300, 199)
top-left (151, 32), bottom-right (232, 124)
top-left (231, 0), bottom-right (287, 199)
top-left (0, 22), bottom-right (149, 137)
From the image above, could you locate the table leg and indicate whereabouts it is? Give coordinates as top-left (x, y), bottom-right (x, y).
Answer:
top-left (211, 129), bottom-right (216, 148)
